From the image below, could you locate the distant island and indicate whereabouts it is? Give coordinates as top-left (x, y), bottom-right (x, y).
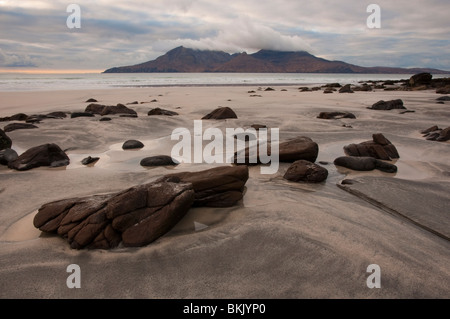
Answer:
top-left (103, 46), bottom-right (449, 74)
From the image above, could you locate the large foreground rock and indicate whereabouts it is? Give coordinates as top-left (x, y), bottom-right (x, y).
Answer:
top-left (344, 133), bottom-right (399, 161)
top-left (334, 156), bottom-right (397, 173)
top-left (0, 128), bottom-right (12, 150)
top-left (284, 160), bottom-right (328, 183)
top-left (158, 165), bottom-right (249, 207)
top-left (233, 137), bottom-right (319, 165)
top-left (202, 107), bottom-right (238, 120)
top-left (8, 143), bottom-right (70, 171)
top-left (33, 180), bottom-right (195, 249)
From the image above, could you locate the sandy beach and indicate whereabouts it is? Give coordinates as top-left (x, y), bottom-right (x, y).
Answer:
top-left (0, 85), bottom-right (449, 298)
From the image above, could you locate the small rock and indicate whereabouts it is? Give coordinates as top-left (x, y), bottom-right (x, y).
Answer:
top-left (4, 123), bottom-right (38, 132)
top-left (148, 108), bottom-right (179, 116)
top-left (420, 125), bottom-right (439, 134)
top-left (334, 156), bottom-right (397, 173)
top-left (99, 117), bottom-right (112, 122)
top-left (317, 112), bottom-right (356, 119)
top-left (140, 155), bottom-right (179, 167)
top-left (71, 112), bottom-right (95, 119)
top-left (339, 84), bottom-right (354, 93)
top-left (369, 99), bottom-right (406, 110)
top-left (437, 127), bottom-right (450, 142)
top-left (436, 96), bottom-right (450, 101)
top-left (202, 107), bottom-right (238, 120)
top-left (264, 87), bottom-right (275, 91)
top-left (81, 156), bottom-right (100, 166)
top-left (85, 98), bottom-right (98, 103)
top-left (122, 140), bottom-right (144, 150)
top-left (283, 160), bottom-right (328, 183)
top-left (0, 129), bottom-right (12, 150)
top-left (0, 148), bottom-right (18, 165)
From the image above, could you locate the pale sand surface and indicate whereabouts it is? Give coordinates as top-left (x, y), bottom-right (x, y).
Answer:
top-left (0, 86), bottom-right (449, 298)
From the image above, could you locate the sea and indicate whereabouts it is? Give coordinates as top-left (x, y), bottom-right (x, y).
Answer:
top-left (0, 72), bottom-right (449, 92)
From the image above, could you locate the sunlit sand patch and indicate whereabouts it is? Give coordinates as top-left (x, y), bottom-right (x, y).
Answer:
top-left (0, 211), bottom-right (41, 242)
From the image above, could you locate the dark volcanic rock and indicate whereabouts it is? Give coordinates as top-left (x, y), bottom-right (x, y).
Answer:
top-left (33, 180), bottom-right (195, 249)
top-left (343, 133), bottom-right (399, 160)
top-left (339, 84), bottom-right (354, 93)
top-left (0, 148), bottom-right (18, 165)
top-left (122, 140), bottom-right (144, 150)
top-left (4, 123), bottom-right (38, 132)
top-left (334, 156), bottom-right (397, 173)
top-left (369, 99), bottom-right (406, 110)
top-left (85, 103), bottom-right (137, 116)
top-left (202, 107), bottom-right (238, 120)
top-left (317, 112), bottom-right (356, 119)
top-left (0, 128), bottom-right (12, 150)
top-left (81, 156), bottom-right (100, 166)
top-left (283, 160), bottom-right (328, 183)
top-left (0, 113), bottom-right (28, 122)
top-left (147, 108), bottom-right (179, 116)
top-left (158, 165), bottom-right (249, 207)
top-left (8, 143), bottom-right (70, 171)
top-left (409, 73), bottom-right (432, 87)
top-left (233, 136), bottom-right (319, 165)
top-left (140, 155), bottom-right (179, 167)
top-left (437, 127), bottom-right (450, 142)
top-left (71, 112), bottom-right (95, 119)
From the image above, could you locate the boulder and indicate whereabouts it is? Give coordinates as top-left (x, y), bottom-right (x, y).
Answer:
top-left (0, 148), bottom-right (18, 165)
top-left (85, 103), bottom-right (137, 116)
top-left (369, 99), bottom-right (406, 110)
top-left (339, 84), bottom-right (354, 93)
top-left (343, 133), bottom-right (399, 160)
top-left (317, 112), bottom-right (356, 119)
top-left (33, 180), bottom-right (195, 249)
top-left (8, 143), bottom-right (70, 171)
top-left (140, 155), bottom-right (179, 167)
top-left (147, 108), bottom-right (179, 116)
top-left (4, 123), bottom-right (38, 132)
top-left (0, 128), bottom-right (12, 150)
top-left (283, 160), bottom-right (328, 183)
top-left (122, 140), bottom-right (144, 150)
top-left (202, 107), bottom-right (238, 120)
top-left (233, 136), bottom-right (319, 165)
top-left (334, 156), bottom-right (397, 173)
top-left (158, 165), bottom-right (249, 207)
top-left (409, 73), bottom-right (432, 87)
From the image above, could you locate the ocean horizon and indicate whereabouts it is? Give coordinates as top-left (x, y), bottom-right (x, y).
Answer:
top-left (1, 72), bottom-right (449, 92)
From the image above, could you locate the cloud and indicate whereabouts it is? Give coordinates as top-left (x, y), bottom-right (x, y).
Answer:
top-left (153, 16), bottom-right (313, 54)
top-left (0, 49), bottom-right (38, 67)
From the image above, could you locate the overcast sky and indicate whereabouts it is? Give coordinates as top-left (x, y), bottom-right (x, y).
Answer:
top-left (0, 0), bottom-right (449, 72)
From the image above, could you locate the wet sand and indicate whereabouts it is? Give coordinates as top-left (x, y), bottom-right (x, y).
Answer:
top-left (0, 86), bottom-right (449, 298)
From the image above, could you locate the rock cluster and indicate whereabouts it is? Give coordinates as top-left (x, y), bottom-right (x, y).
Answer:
top-left (343, 133), bottom-right (400, 161)
top-left (85, 103), bottom-right (137, 116)
top-left (420, 126), bottom-right (450, 142)
top-left (8, 143), bottom-right (70, 171)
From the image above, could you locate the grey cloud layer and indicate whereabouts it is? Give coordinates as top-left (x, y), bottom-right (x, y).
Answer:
top-left (0, 0), bottom-right (448, 70)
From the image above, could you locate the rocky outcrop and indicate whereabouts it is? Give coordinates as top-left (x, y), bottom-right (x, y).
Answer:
top-left (85, 103), bottom-right (137, 116)
top-left (158, 165), bottom-right (249, 207)
top-left (8, 143), bottom-right (70, 171)
top-left (0, 128), bottom-right (12, 150)
top-left (317, 112), bottom-right (356, 120)
top-left (369, 99), bottom-right (406, 110)
top-left (3, 123), bottom-right (38, 132)
top-left (343, 133), bottom-right (399, 160)
top-left (147, 108), bottom-right (179, 116)
top-left (409, 73), bottom-right (432, 87)
top-left (334, 156), bottom-right (397, 173)
top-left (202, 107), bottom-right (238, 120)
top-left (283, 160), bottom-right (328, 183)
top-left (33, 180), bottom-right (195, 249)
top-left (0, 113), bottom-right (28, 122)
